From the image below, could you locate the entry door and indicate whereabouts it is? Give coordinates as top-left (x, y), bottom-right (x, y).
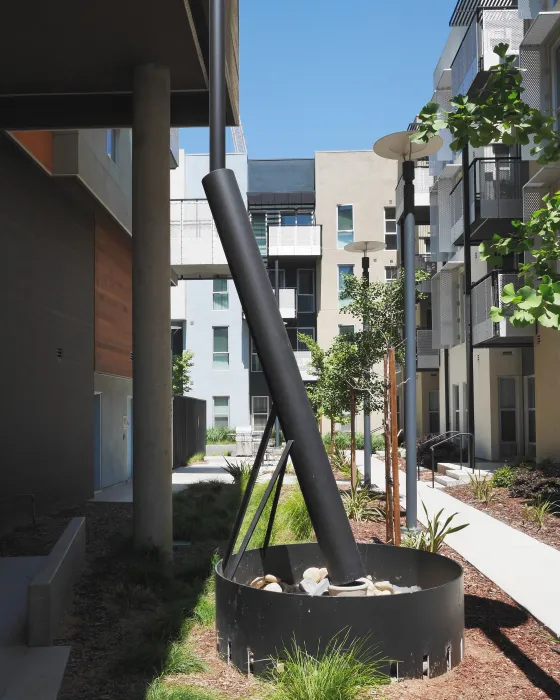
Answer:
top-left (94, 394), bottom-right (102, 491)
top-left (127, 396), bottom-right (133, 479)
top-left (498, 377), bottom-right (518, 459)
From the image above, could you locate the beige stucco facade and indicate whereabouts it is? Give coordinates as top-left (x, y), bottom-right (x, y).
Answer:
top-left (314, 150), bottom-right (398, 433)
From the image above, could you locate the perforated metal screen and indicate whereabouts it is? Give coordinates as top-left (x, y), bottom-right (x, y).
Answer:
top-left (520, 47), bottom-right (544, 160)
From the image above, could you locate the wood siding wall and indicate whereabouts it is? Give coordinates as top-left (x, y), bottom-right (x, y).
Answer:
top-left (95, 216), bottom-right (132, 377)
top-left (10, 131), bottom-right (54, 172)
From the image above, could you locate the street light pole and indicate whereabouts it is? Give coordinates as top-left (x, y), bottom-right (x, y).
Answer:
top-left (374, 130), bottom-right (442, 533)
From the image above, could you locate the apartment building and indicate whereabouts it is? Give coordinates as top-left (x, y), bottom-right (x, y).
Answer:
top-left (171, 150), bottom-right (398, 435)
top-left (416, 0), bottom-right (560, 461)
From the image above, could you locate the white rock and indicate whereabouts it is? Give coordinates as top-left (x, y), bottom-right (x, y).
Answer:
top-left (379, 589), bottom-right (392, 596)
top-left (303, 567), bottom-right (321, 582)
top-left (250, 577), bottom-right (266, 589)
top-left (318, 568), bottom-right (329, 581)
top-left (366, 575), bottom-right (373, 581)
top-left (264, 582), bottom-right (283, 593)
top-left (374, 581), bottom-right (394, 593)
top-left (366, 588), bottom-right (376, 597)
top-left (265, 574), bottom-right (279, 583)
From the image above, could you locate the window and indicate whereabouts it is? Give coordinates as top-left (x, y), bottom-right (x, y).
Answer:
top-left (250, 212), bottom-right (267, 255)
top-left (251, 337), bottom-right (262, 372)
top-left (212, 327), bottom-right (229, 369)
top-left (384, 207), bottom-right (397, 250)
top-left (213, 279), bottom-right (229, 310)
top-left (452, 385), bottom-right (460, 433)
top-left (499, 377), bottom-right (518, 457)
top-left (297, 269), bottom-right (315, 312)
top-left (428, 391), bottom-right (440, 434)
top-left (338, 264), bottom-right (354, 307)
top-left (339, 325), bottom-right (354, 335)
top-left (337, 204), bottom-right (354, 249)
top-left (213, 397), bottom-right (230, 428)
top-left (281, 212), bottom-right (313, 226)
top-left (385, 266), bottom-right (398, 282)
top-left (252, 396), bottom-right (269, 432)
top-left (267, 268), bottom-right (286, 289)
top-left (286, 327), bottom-right (316, 350)
top-left (106, 129), bottom-right (119, 164)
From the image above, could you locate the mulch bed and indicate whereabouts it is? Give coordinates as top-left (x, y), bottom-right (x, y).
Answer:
top-left (449, 484), bottom-right (560, 552)
top-left (350, 518), bottom-right (560, 700)
top-left (2, 494), bottom-right (560, 699)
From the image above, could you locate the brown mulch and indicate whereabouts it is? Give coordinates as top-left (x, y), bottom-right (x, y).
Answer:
top-left (3, 495), bottom-right (560, 699)
top-left (351, 518), bottom-right (560, 700)
top-left (450, 484), bottom-right (560, 552)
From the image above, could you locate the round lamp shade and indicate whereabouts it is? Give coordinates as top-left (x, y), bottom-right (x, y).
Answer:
top-left (374, 131), bottom-right (443, 162)
top-left (344, 240), bottom-right (385, 254)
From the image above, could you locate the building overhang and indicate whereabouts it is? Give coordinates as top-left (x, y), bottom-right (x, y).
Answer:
top-left (523, 164), bottom-right (560, 188)
top-left (0, 0), bottom-right (239, 129)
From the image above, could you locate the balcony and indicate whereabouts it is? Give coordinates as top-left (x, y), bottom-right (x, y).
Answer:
top-left (170, 199), bottom-right (229, 279)
top-left (395, 161), bottom-right (434, 221)
top-left (417, 329), bottom-right (440, 370)
top-left (450, 158), bottom-right (525, 244)
top-left (471, 271), bottom-right (534, 347)
top-left (416, 254), bottom-right (437, 294)
top-left (267, 225), bottom-right (322, 257)
top-left (451, 6), bottom-right (523, 98)
top-left (278, 288), bottom-right (297, 319)
top-left (294, 351), bottom-right (317, 382)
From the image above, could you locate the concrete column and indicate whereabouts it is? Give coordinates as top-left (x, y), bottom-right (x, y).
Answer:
top-left (132, 64), bottom-right (172, 557)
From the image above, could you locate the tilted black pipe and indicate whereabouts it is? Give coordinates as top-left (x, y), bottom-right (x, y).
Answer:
top-left (203, 168), bottom-right (365, 585)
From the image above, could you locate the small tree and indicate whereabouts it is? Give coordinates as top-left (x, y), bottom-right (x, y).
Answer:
top-left (172, 350), bottom-right (194, 395)
top-left (412, 42), bottom-right (560, 329)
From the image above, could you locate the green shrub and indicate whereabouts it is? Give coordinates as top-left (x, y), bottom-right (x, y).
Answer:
top-left (282, 489), bottom-right (314, 542)
top-left (492, 465), bottom-right (517, 488)
top-left (206, 427), bottom-right (235, 444)
top-left (267, 634), bottom-right (389, 700)
top-left (323, 431), bottom-right (385, 453)
top-left (523, 497), bottom-right (559, 530)
top-left (330, 445), bottom-right (352, 478)
top-left (469, 472), bottom-right (495, 504)
top-left (402, 502), bottom-right (468, 554)
top-left (509, 469), bottom-right (560, 503)
top-left (341, 488), bottom-right (384, 523)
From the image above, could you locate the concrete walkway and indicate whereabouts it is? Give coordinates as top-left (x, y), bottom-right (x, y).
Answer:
top-left (357, 451), bottom-right (560, 637)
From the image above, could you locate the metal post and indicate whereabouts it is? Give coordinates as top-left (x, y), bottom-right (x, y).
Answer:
top-left (462, 147), bottom-right (475, 472)
top-left (362, 255), bottom-right (371, 488)
top-left (209, 0), bottom-right (226, 172)
top-left (444, 348), bottom-right (450, 432)
top-left (275, 259), bottom-right (281, 449)
top-left (403, 161), bottom-right (418, 531)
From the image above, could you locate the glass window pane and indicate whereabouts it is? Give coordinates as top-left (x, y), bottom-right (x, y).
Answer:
top-left (297, 213), bottom-right (312, 226)
top-left (281, 213), bottom-right (296, 226)
top-left (501, 410), bottom-right (517, 442)
top-left (253, 396), bottom-right (268, 414)
top-left (214, 396), bottom-right (229, 409)
top-left (527, 377), bottom-right (535, 409)
top-left (213, 328), bottom-right (228, 352)
top-left (385, 207), bottom-right (396, 220)
top-left (339, 325), bottom-right (354, 335)
top-left (214, 416), bottom-right (229, 428)
top-left (337, 230), bottom-right (354, 248)
top-left (213, 353), bottom-right (229, 369)
top-left (286, 328), bottom-right (298, 349)
top-left (213, 279), bottom-right (227, 293)
top-left (338, 265), bottom-right (354, 290)
top-left (385, 234), bottom-right (397, 250)
top-left (385, 220), bottom-right (397, 233)
top-left (337, 204), bottom-right (353, 230)
top-left (528, 410), bottom-right (536, 444)
top-left (297, 270), bottom-right (314, 294)
top-left (499, 378), bottom-right (516, 409)
top-left (253, 414), bottom-right (268, 432)
top-left (213, 294), bottom-right (229, 310)
top-left (298, 296), bottom-right (314, 313)
top-left (429, 412), bottom-right (439, 434)
top-left (428, 391), bottom-right (439, 411)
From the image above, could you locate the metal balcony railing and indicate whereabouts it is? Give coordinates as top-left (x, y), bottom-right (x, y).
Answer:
top-left (417, 329), bottom-right (439, 370)
top-left (267, 225), bottom-right (321, 257)
top-left (294, 351), bottom-right (317, 382)
top-left (471, 270), bottom-right (534, 345)
top-left (278, 288), bottom-right (297, 319)
top-left (450, 7), bottom-right (523, 98)
top-left (416, 254), bottom-right (437, 293)
top-left (170, 198), bottom-right (227, 268)
top-left (449, 158), bottom-right (524, 243)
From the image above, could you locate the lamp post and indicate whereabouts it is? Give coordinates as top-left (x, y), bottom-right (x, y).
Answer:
top-left (344, 239), bottom-right (385, 488)
top-left (373, 130), bottom-right (442, 532)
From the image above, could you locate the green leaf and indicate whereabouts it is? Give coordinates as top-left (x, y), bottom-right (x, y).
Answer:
top-left (517, 286), bottom-right (542, 310)
top-left (489, 306), bottom-right (505, 322)
top-left (510, 309), bottom-right (535, 327)
top-left (500, 283), bottom-right (520, 304)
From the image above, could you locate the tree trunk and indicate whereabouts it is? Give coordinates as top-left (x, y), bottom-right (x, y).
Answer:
top-left (330, 414), bottom-right (335, 457)
top-left (350, 388), bottom-right (357, 489)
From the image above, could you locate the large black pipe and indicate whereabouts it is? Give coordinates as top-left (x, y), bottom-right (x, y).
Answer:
top-left (209, 0), bottom-right (226, 172)
top-left (203, 168), bottom-right (365, 585)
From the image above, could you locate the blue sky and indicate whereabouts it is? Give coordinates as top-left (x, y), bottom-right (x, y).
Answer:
top-left (179, 0), bottom-right (456, 158)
